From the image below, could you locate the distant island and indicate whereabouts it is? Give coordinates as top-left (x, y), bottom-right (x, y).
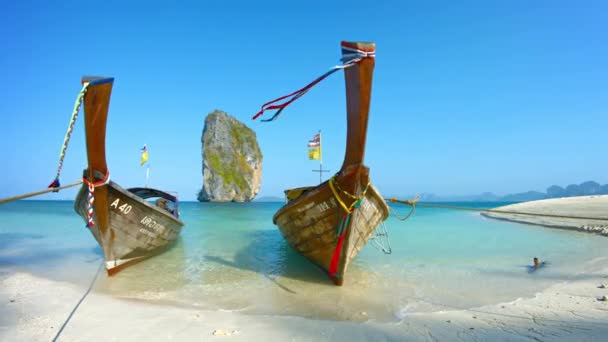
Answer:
top-left (390, 181), bottom-right (608, 202)
top-left (253, 196), bottom-right (285, 202)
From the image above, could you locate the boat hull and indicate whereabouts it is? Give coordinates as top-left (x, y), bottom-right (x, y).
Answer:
top-left (74, 181), bottom-right (184, 274)
top-left (273, 175), bottom-right (389, 285)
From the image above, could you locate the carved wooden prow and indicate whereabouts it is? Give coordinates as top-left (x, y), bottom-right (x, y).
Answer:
top-left (82, 76), bottom-right (115, 271)
top-left (340, 41), bottom-right (376, 171)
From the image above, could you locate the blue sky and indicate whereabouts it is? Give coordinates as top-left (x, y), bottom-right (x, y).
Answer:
top-left (1, 0), bottom-right (606, 201)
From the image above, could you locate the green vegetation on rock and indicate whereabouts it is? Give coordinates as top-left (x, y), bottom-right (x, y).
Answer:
top-left (198, 110), bottom-right (263, 202)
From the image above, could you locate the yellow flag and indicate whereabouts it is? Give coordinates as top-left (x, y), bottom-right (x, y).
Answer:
top-left (140, 145), bottom-right (149, 166)
top-left (308, 147), bottom-right (320, 160)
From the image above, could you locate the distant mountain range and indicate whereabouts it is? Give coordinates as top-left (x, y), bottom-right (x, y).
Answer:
top-left (256, 181), bottom-right (608, 203)
top-left (387, 181), bottom-right (608, 202)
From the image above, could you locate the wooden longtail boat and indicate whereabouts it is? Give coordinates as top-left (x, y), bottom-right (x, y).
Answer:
top-left (72, 76), bottom-right (184, 275)
top-left (271, 42), bottom-right (389, 285)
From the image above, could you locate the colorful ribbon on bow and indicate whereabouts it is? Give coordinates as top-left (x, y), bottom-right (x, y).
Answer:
top-left (252, 42), bottom-right (375, 122)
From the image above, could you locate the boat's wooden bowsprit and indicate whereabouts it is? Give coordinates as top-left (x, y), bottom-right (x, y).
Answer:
top-left (71, 76), bottom-right (184, 275)
top-left (256, 41), bottom-right (389, 285)
top-left (341, 41), bottom-right (375, 170)
top-left (80, 76), bottom-right (115, 268)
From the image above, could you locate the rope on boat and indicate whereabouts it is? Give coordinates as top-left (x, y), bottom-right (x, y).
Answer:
top-left (386, 197), bottom-right (608, 221)
top-left (48, 82), bottom-right (89, 190)
top-left (52, 260), bottom-right (103, 342)
top-left (0, 181), bottom-right (83, 205)
top-left (329, 176), bottom-right (371, 214)
top-left (82, 171), bottom-right (111, 228)
top-left (369, 221), bottom-right (392, 254)
top-left (389, 195), bottom-right (421, 221)
top-left (252, 44), bottom-right (375, 122)
top-left (328, 176), bottom-right (372, 277)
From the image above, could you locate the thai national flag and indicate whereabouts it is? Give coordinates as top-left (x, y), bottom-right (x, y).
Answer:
top-left (307, 133), bottom-right (320, 147)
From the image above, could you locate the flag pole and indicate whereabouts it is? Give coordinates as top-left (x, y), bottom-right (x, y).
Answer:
top-left (141, 144), bottom-right (150, 188)
top-left (318, 130), bottom-right (323, 184)
top-left (311, 130), bottom-right (329, 184)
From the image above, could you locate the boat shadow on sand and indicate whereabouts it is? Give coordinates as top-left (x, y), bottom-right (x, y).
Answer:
top-left (204, 229), bottom-right (336, 292)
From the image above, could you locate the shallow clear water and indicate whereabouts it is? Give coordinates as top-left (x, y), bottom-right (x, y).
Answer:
top-left (1, 200), bottom-right (607, 322)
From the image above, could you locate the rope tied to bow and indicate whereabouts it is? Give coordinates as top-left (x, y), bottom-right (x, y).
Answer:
top-left (82, 171), bottom-right (110, 228)
top-left (252, 43), bottom-right (375, 122)
top-left (327, 175), bottom-right (372, 277)
top-left (388, 195), bottom-right (421, 221)
top-left (386, 197), bottom-right (608, 221)
top-left (48, 82), bottom-right (90, 190)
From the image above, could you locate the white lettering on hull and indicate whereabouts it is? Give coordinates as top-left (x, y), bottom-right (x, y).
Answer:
top-left (109, 198), bottom-right (132, 215)
top-left (141, 216), bottom-right (166, 233)
top-left (318, 201), bottom-right (330, 212)
top-left (139, 228), bottom-right (156, 238)
top-left (109, 196), bottom-right (170, 239)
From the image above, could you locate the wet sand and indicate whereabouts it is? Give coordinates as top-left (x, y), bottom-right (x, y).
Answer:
top-left (2, 263), bottom-right (607, 341)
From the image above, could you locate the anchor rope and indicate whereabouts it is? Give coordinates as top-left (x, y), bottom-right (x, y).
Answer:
top-left (386, 197), bottom-right (608, 221)
top-left (389, 195), bottom-right (421, 221)
top-left (48, 82), bottom-right (89, 189)
top-left (51, 260), bottom-right (103, 342)
top-left (0, 181), bottom-right (83, 205)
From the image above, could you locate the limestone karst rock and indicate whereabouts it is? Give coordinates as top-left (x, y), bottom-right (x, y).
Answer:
top-left (197, 110), bottom-right (262, 202)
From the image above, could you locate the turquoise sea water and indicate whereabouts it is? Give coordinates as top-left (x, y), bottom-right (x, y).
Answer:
top-left (1, 200), bottom-right (608, 322)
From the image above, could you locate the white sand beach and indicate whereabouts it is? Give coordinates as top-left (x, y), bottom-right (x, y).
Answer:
top-left (482, 195), bottom-right (608, 235)
top-left (2, 196), bottom-right (608, 341)
top-left (1, 262), bottom-right (607, 341)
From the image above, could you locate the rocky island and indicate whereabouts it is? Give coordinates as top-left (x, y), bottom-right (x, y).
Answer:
top-left (197, 110), bottom-right (262, 202)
